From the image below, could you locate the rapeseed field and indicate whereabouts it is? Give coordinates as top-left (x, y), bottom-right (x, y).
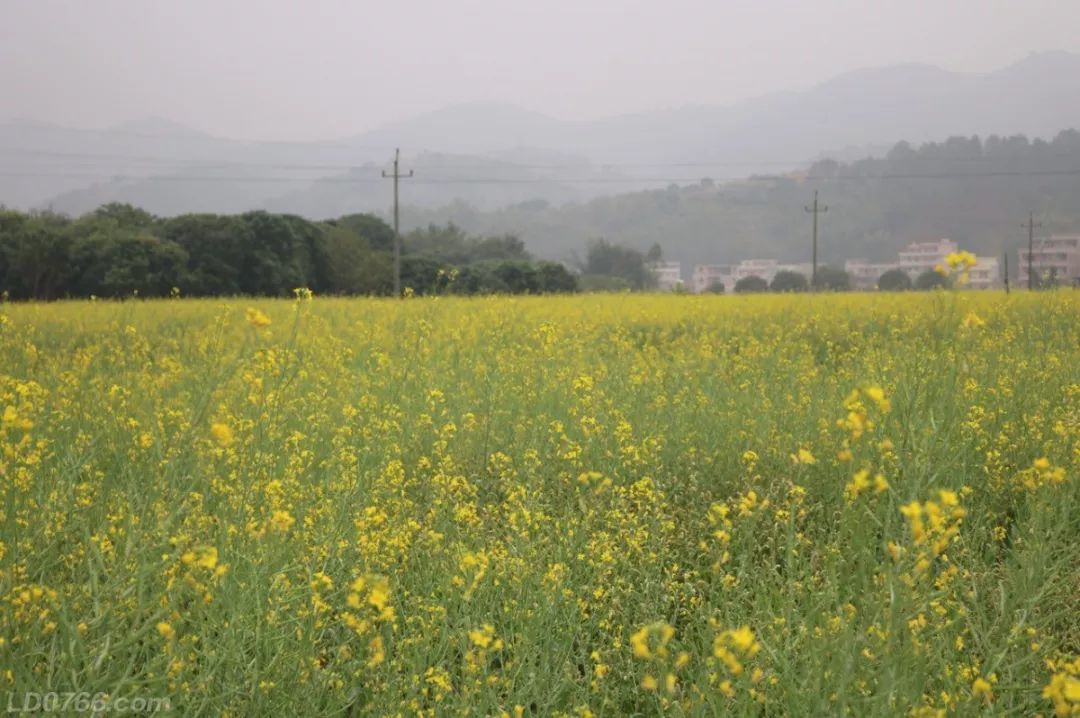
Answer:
top-left (1, 292), bottom-right (1078, 716)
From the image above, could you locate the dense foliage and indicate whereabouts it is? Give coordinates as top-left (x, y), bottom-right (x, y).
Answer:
top-left (812, 265), bottom-right (853, 291)
top-left (769, 270), bottom-right (809, 293)
top-left (0, 206), bottom-right (579, 299)
top-left (734, 275), bottom-right (769, 293)
top-left (878, 268), bottom-right (914, 291)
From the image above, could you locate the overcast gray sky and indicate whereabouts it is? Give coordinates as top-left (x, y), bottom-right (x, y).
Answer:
top-left (2, 0), bottom-right (1078, 141)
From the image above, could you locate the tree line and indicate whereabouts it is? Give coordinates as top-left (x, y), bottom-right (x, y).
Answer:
top-left (0, 201), bottom-right (1002, 300)
top-left (0, 204), bottom-right (584, 300)
top-left (723, 267), bottom-right (955, 294)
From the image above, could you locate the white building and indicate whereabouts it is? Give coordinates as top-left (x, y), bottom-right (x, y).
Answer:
top-left (732, 259), bottom-right (778, 282)
top-left (648, 261), bottom-right (683, 291)
top-left (691, 264), bottom-right (734, 293)
top-left (776, 263), bottom-right (814, 279)
top-left (845, 259), bottom-right (901, 290)
top-left (967, 257), bottom-right (1000, 289)
top-left (1018, 235), bottom-right (1080, 287)
top-left (899, 238), bottom-right (959, 278)
top-left (724, 260), bottom-right (814, 286)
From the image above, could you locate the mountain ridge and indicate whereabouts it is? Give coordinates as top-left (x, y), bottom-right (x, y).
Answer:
top-left (2, 50), bottom-right (1079, 216)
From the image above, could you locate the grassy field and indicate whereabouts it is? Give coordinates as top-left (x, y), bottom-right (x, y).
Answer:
top-left (1, 292), bottom-right (1078, 716)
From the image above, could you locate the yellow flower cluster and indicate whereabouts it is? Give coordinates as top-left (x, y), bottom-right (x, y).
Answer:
top-left (630, 622), bottom-right (691, 698)
top-left (937, 249), bottom-right (978, 284)
top-left (713, 625), bottom-right (760, 676)
top-left (0, 291), bottom-right (1076, 715)
top-left (1020, 457), bottom-right (1067, 490)
top-left (898, 490), bottom-right (967, 575)
top-left (244, 307), bottom-right (271, 329)
top-left (1043, 657), bottom-right (1080, 717)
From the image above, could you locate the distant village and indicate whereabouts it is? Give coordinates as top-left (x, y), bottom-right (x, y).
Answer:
top-left (649, 235), bottom-right (1080, 292)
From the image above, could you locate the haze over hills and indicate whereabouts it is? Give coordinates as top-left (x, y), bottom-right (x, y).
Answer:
top-left (398, 129), bottom-right (1080, 271)
top-left (264, 150), bottom-right (604, 216)
top-left (2, 50), bottom-right (1079, 224)
top-left (349, 51), bottom-right (1080, 167)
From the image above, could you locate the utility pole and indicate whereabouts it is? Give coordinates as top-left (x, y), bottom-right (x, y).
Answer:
top-left (805, 190), bottom-right (828, 288)
top-left (1021, 211), bottom-right (1042, 291)
top-left (1003, 252), bottom-right (1009, 294)
top-left (382, 148), bottom-right (413, 297)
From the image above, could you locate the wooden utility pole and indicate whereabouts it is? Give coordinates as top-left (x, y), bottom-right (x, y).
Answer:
top-left (382, 148), bottom-right (413, 297)
top-left (805, 191), bottom-right (828, 288)
top-left (1021, 212), bottom-right (1042, 290)
top-left (1003, 252), bottom-right (1009, 294)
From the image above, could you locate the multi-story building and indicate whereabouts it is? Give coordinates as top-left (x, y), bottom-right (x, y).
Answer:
top-left (691, 264), bottom-right (734, 293)
top-left (732, 259), bottom-right (778, 282)
top-left (1018, 235), bottom-right (1080, 287)
top-left (967, 257), bottom-right (1000, 289)
top-left (845, 259), bottom-right (900, 290)
top-left (776, 262), bottom-right (814, 279)
top-left (899, 238), bottom-right (958, 279)
top-left (692, 236), bottom-right (1013, 292)
top-left (723, 260), bottom-right (815, 286)
top-left (648, 261), bottom-right (683, 291)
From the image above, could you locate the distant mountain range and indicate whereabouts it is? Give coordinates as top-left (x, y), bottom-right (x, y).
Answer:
top-left (2, 50), bottom-right (1079, 220)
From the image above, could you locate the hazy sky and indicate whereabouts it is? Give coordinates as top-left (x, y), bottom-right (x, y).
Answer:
top-left (2, 0), bottom-right (1078, 141)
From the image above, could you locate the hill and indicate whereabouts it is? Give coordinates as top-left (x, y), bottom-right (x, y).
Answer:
top-left (397, 130), bottom-right (1080, 267)
top-left (2, 51), bottom-right (1079, 216)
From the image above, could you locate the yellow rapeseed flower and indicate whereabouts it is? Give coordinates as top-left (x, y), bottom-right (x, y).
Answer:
top-left (245, 307), bottom-right (271, 328)
top-left (268, 510), bottom-right (295, 533)
top-left (971, 677), bottom-right (993, 702)
top-left (210, 422), bottom-right (234, 447)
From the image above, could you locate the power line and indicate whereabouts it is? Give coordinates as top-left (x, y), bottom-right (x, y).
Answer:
top-left (0, 122), bottom-right (400, 150)
top-left (0, 171), bottom-right (742, 184)
top-left (0, 146), bottom-right (805, 169)
top-left (7, 145), bottom-right (1080, 173)
top-left (0, 146), bottom-right (394, 172)
top-left (0, 168), bottom-right (1079, 185)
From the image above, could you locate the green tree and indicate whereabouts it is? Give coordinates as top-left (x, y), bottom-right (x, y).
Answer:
top-left (331, 214), bottom-right (395, 253)
top-left (734, 275), bottom-right (768, 293)
top-left (915, 269), bottom-right (950, 290)
top-left (470, 235), bottom-right (530, 263)
top-left (160, 214), bottom-right (249, 295)
top-left (0, 210), bottom-right (73, 299)
top-left (404, 224), bottom-right (530, 265)
top-left (400, 256), bottom-right (446, 295)
top-left (68, 230), bottom-right (187, 298)
top-left (92, 203), bottom-right (156, 230)
top-left (877, 268), bottom-right (913, 291)
top-left (813, 266), bottom-right (852, 291)
top-left (317, 225), bottom-right (392, 295)
top-left (404, 223), bottom-right (471, 263)
top-left (450, 265), bottom-right (504, 295)
top-left (582, 239), bottom-right (655, 290)
top-left (770, 270), bottom-right (809, 293)
top-left (237, 211), bottom-right (315, 295)
top-left (536, 262), bottom-right (578, 293)
top-left (487, 260), bottom-right (540, 294)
